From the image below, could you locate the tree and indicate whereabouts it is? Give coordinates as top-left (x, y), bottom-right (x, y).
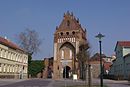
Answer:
top-left (76, 43), bottom-right (90, 80)
top-left (17, 28), bottom-right (42, 77)
top-left (29, 60), bottom-right (44, 77)
top-left (17, 28), bottom-right (42, 55)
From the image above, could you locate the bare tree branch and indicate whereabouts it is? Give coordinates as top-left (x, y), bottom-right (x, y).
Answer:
top-left (17, 28), bottom-right (42, 55)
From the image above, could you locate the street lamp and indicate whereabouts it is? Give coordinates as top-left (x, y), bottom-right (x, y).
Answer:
top-left (95, 33), bottom-right (105, 87)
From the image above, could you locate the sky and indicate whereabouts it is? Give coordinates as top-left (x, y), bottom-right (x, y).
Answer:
top-left (0, 0), bottom-right (130, 60)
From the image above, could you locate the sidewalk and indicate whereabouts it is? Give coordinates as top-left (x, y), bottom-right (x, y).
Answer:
top-left (0, 79), bottom-right (27, 86)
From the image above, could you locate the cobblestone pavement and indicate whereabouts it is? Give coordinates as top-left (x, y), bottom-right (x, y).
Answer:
top-left (0, 78), bottom-right (130, 87)
top-left (104, 79), bottom-right (130, 87)
top-left (92, 78), bottom-right (130, 87)
top-left (0, 79), bottom-right (85, 87)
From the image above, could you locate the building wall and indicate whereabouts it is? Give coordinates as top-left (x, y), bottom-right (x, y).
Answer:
top-left (124, 55), bottom-right (130, 79)
top-left (90, 61), bottom-right (100, 78)
top-left (123, 47), bottom-right (130, 56)
top-left (112, 45), bottom-right (123, 79)
top-left (0, 44), bottom-right (28, 79)
top-left (110, 44), bottom-right (130, 80)
top-left (53, 12), bottom-right (87, 79)
top-left (43, 57), bottom-right (53, 78)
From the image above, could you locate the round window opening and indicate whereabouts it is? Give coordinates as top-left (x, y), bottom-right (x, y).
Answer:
top-left (72, 31), bottom-right (75, 35)
top-left (61, 32), bottom-right (63, 36)
top-left (66, 32), bottom-right (69, 35)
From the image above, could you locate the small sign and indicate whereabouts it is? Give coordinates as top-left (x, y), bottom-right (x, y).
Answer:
top-left (73, 74), bottom-right (77, 80)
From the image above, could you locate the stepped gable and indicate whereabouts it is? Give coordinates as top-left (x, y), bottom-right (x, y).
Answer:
top-left (55, 11), bottom-right (86, 32)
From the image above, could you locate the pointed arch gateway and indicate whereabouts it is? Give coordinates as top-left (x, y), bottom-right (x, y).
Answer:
top-left (59, 42), bottom-right (76, 78)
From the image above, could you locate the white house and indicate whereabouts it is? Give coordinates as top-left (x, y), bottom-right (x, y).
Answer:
top-left (109, 41), bottom-right (130, 80)
top-left (0, 36), bottom-right (28, 79)
top-left (124, 53), bottom-right (130, 80)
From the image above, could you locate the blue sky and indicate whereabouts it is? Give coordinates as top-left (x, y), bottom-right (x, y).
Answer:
top-left (0, 0), bottom-right (130, 59)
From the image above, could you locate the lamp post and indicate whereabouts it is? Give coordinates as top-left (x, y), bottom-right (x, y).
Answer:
top-left (95, 33), bottom-right (105, 87)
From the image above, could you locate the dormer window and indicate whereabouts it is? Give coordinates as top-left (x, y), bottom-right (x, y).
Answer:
top-left (67, 20), bottom-right (70, 26)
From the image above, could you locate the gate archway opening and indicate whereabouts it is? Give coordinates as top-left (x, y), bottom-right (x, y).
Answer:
top-left (63, 66), bottom-right (71, 78)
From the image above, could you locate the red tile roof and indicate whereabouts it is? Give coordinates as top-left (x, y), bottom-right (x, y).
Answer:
top-left (104, 62), bottom-right (112, 70)
top-left (115, 41), bottom-right (130, 51)
top-left (118, 41), bottom-right (130, 47)
top-left (0, 36), bottom-right (22, 51)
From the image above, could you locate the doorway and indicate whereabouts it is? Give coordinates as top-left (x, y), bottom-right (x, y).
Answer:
top-left (63, 66), bottom-right (71, 78)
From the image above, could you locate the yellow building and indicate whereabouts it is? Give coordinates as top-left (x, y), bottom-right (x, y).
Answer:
top-left (0, 36), bottom-right (28, 79)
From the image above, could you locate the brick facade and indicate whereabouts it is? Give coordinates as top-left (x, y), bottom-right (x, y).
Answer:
top-left (53, 11), bottom-right (87, 79)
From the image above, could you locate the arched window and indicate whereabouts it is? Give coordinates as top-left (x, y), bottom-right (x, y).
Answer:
top-left (70, 50), bottom-right (72, 59)
top-left (3, 64), bottom-right (6, 72)
top-left (7, 65), bottom-right (9, 72)
top-left (0, 63), bottom-right (1, 72)
top-left (61, 50), bottom-right (64, 59)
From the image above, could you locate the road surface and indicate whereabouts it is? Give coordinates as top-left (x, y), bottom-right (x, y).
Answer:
top-left (0, 78), bottom-right (130, 87)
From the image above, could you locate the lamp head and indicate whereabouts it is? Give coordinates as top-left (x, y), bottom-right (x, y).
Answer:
top-left (95, 32), bottom-right (105, 41)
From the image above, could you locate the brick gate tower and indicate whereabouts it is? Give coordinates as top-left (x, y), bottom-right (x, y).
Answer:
top-left (53, 11), bottom-right (87, 79)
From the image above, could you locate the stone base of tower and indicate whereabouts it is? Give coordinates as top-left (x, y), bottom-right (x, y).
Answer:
top-left (53, 61), bottom-right (60, 80)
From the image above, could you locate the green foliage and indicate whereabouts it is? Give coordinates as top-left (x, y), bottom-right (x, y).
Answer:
top-left (76, 43), bottom-right (90, 80)
top-left (28, 60), bottom-right (44, 77)
top-left (77, 43), bottom-right (90, 63)
top-left (28, 54), bottom-right (32, 64)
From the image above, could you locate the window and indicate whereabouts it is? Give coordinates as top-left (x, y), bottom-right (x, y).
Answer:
top-left (67, 20), bottom-right (70, 26)
top-left (70, 50), bottom-right (72, 59)
top-left (15, 54), bottom-right (17, 61)
top-left (60, 32), bottom-right (63, 36)
top-left (72, 31), bottom-right (75, 35)
top-left (8, 52), bottom-right (10, 59)
top-left (2, 50), bottom-right (5, 58)
top-left (4, 50), bottom-right (6, 58)
top-left (6, 51), bottom-right (8, 59)
top-left (7, 65), bottom-right (9, 72)
top-left (66, 32), bottom-right (69, 35)
top-left (0, 49), bottom-right (2, 57)
top-left (3, 64), bottom-right (6, 72)
top-left (13, 65), bottom-right (15, 72)
top-left (0, 48), bottom-right (1, 57)
top-left (0, 63), bottom-right (1, 72)
top-left (2, 49), bottom-right (4, 58)
top-left (61, 50), bottom-right (64, 59)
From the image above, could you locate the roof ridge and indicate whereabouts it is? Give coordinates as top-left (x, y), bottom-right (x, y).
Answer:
top-left (0, 36), bottom-right (22, 51)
